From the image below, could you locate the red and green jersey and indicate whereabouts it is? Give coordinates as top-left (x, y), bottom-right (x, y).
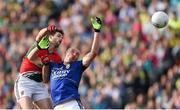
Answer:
top-left (20, 42), bottom-right (62, 75)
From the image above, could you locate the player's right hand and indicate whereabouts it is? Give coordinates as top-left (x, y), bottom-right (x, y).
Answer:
top-left (37, 36), bottom-right (49, 50)
top-left (47, 25), bottom-right (56, 32)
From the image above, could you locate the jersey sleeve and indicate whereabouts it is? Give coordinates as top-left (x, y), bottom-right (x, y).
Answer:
top-left (24, 41), bottom-right (49, 59)
top-left (49, 62), bottom-right (53, 70)
top-left (79, 60), bottom-right (88, 72)
top-left (25, 42), bottom-right (37, 57)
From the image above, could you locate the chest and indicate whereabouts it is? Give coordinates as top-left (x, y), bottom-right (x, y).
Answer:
top-left (48, 54), bottom-right (61, 63)
top-left (37, 50), bottom-right (61, 63)
top-left (50, 62), bottom-right (82, 79)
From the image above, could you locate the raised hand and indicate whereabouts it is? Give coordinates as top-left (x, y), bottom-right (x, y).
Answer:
top-left (91, 17), bottom-right (102, 32)
top-left (47, 25), bottom-right (56, 32)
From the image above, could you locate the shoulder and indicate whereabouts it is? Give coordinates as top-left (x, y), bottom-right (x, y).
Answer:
top-left (37, 50), bottom-right (48, 57)
top-left (73, 60), bottom-right (83, 65)
top-left (49, 51), bottom-right (62, 63)
top-left (74, 60), bottom-right (87, 71)
top-left (49, 61), bottom-right (62, 67)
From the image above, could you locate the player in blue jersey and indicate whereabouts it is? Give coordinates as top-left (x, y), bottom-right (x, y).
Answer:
top-left (41, 17), bottom-right (102, 109)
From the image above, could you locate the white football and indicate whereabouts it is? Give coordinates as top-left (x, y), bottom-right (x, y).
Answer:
top-left (151, 11), bottom-right (169, 28)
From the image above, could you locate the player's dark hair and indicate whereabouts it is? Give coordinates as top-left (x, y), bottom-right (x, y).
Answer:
top-left (55, 29), bottom-right (64, 36)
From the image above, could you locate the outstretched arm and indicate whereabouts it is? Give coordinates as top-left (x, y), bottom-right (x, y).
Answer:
top-left (82, 32), bottom-right (100, 67)
top-left (82, 17), bottom-right (102, 67)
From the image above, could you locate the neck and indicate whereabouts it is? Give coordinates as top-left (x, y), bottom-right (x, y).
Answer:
top-left (63, 61), bottom-right (69, 65)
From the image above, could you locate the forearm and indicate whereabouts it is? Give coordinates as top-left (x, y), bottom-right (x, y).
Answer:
top-left (90, 32), bottom-right (100, 55)
top-left (42, 65), bottom-right (50, 83)
top-left (35, 28), bottom-right (48, 42)
top-left (27, 47), bottom-right (39, 60)
top-left (82, 32), bottom-right (100, 67)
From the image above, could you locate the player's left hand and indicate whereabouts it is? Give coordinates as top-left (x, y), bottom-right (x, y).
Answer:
top-left (37, 36), bottom-right (49, 50)
top-left (91, 17), bottom-right (102, 32)
top-left (41, 55), bottom-right (50, 65)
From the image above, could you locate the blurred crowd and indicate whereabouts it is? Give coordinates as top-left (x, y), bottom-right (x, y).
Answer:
top-left (0, 0), bottom-right (180, 109)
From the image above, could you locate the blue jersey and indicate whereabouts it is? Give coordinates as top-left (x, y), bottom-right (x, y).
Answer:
top-left (49, 60), bottom-right (86, 107)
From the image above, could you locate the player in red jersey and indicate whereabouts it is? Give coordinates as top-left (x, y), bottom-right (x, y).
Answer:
top-left (14, 25), bottom-right (64, 109)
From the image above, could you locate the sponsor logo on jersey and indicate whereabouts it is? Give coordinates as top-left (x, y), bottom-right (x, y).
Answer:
top-left (51, 67), bottom-right (70, 79)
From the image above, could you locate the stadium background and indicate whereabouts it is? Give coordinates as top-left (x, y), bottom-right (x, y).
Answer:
top-left (0, 0), bottom-right (180, 109)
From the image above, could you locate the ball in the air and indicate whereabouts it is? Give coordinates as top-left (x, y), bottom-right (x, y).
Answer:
top-left (151, 11), bottom-right (169, 28)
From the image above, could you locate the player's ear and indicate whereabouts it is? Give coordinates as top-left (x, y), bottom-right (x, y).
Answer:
top-left (48, 35), bottom-right (53, 42)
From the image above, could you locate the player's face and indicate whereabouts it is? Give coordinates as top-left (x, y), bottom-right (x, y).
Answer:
top-left (65, 48), bottom-right (80, 63)
top-left (49, 32), bottom-right (63, 48)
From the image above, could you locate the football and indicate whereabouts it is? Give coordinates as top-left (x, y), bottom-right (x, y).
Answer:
top-left (151, 11), bottom-right (169, 28)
